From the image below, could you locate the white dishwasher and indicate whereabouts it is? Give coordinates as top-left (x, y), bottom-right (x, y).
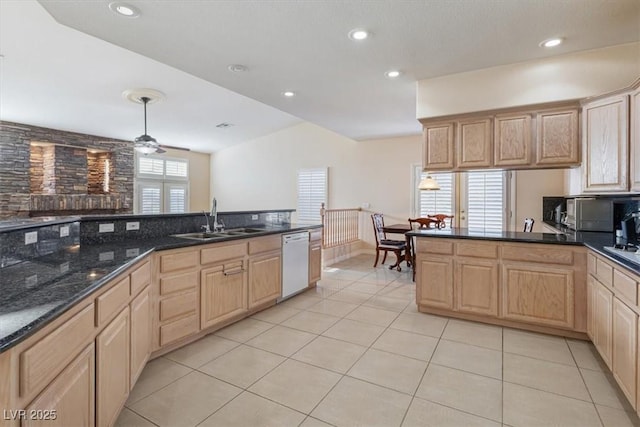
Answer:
top-left (281, 231), bottom-right (309, 300)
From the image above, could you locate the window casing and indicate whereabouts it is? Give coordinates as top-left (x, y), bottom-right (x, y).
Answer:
top-left (135, 155), bottom-right (189, 214)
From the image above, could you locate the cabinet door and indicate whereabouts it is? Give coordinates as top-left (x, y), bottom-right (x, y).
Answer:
top-left (201, 260), bottom-right (248, 329)
top-left (248, 252), bottom-right (282, 310)
top-left (456, 118), bottom-right (492, 168)
top-left (309, 242), bottom-right (322, 285)
top-left (422, 123), bottom-right (455, 170)
top-left (587, 275), bottom-right (595, 340)
top-left (130, 286), bottom-right (151, 389)
top-left (96, 307), bottom-right (130, 427)
top-left (416, 255), bottom-right (453, 309)
top-left (583, 94), bottom-right (629, 192)
top-left (501, 262), bottom-right (574, 328)
top-left (613, 298), bottom-right (637, 407)
top-left (593, 279), bottom-right (613, 369)
top-left (23, 344), bottom-right (95, 427)
top-left (454, 258), bottom-right (498, 316)
top-left (536, 109), bottom-right (579, 165)
top-left (631, 87), bottom-right (640, 191)
top-left (494, 114), bottom-right (532, 166)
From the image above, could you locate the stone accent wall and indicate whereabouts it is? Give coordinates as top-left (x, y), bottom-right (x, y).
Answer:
top-left (29, 146), bottom-right (44, 194)
top-left (0, 121), bottom-right (134, 218)
top-left (87, 152), bottom-right (112, 194)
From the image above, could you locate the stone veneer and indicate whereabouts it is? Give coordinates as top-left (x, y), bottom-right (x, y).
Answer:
top-left (0, 121), bottom-right (134, 218)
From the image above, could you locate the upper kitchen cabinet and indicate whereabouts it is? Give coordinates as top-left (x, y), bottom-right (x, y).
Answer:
top-left (631, 85), bottom-right (640, 192)
top-left (457, 118), bottom-right (493, 169)
top-left (582, 93), bottom-right (629, 192)
top-left (536, 109), bottom-right (579, 166)
top-left (419, 101), bottom-right (580, 172)
top-left (422, 122), bottom-right (455, 170)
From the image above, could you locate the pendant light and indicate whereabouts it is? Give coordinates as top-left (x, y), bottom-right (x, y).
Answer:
top-left (418, 173), bottom-right (440, 190)
top-left (134, 96), bottom-right (165, 154)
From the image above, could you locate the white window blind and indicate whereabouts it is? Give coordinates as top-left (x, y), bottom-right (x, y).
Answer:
top-left (466, 171), bottom-right (505, 232)
top-left (165, 160), bottom-right (188, 179)
top-left (138, 157), bottom-right (164, 176)
top-left (138, 183), bottom-right (162, 214)
top-left (166, 184), bottom-right (187, 213)
top-left (135, 154), bottom-right (190, 214)
top-left (297, 168), bottom-right (327, 223)
top-left (417, 169), bottom-right (454, 217)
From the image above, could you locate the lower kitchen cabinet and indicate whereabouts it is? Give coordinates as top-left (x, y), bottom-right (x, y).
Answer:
top-left (248, 252), bottom-right (282, 309)
top-left (613, 298), bottom-right (637, 407)
top-left (96, 307), bottom-right (130, 427)
top-left (501, 262), bottom-right (575, 329)
top-left (454, 258), bottom-right (498, 316)
top-left (592, 275), bottom-right (614, 369)
top-left (201, 260), bottom-right (248, 329)
top-left (23, 344), bottom-right (95, 427)
top-left (130, 286), bottom-right (152, 389)
top-left (416, 255), bottom-right (453, 309)
top-left (309, 241), bottom-right (322, 285)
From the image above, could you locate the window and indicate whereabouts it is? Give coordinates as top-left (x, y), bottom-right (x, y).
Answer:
top-left (297, 168), bottom-right (327, 223)
top-left (413, 166), bottom-right (510, 231)
top-left (135, 155), bottom-right (189, 214)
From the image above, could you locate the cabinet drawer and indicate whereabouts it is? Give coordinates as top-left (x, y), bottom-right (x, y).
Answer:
top-left (456, 241), bottom-right (498, 259)
top-left (596, 258), bottom-right (613, 287)
top-left (310, 230), bottom-right (322, 242)
top-left (416, 239), bottom-right (453, 255)
top-left (160, 314), bottom-right (199, 347)
top-left (160, 271), bottom-right (199, 296)
top-left (201, 242), bottom-right (247, 265)
top-left (502, 244), bottom-right (573, 265)
top-left (96, 276), bottom-right (130, 326)
top-left (249, 235), bottom-right (282, 255)
top-left (160, 291), bottom-right (197, 322)
top-left (160, 250), bottom-right (198, 274)
top-left (20, 303), bottom-right (95, 399)
top-left (614, 269), bottom-right (637, 305)
top-left (130, 260), bottom-right (151, 296)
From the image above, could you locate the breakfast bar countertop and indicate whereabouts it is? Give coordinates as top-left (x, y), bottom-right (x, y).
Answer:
top-left (0, 223), bottom-right (322, 353)
top-left (408, 224), bottom-right (640, 276)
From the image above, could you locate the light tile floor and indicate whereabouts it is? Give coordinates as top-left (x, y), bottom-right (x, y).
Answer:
top-left (116, 254), bottom-right (640, 427)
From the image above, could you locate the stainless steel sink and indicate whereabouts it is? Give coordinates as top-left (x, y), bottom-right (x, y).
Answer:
top-left (603, 246), bottom-right (640, 267)
top-left (171, 228), bottom-right (265, 241)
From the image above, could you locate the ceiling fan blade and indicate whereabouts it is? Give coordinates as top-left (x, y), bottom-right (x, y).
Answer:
top-left (156, 147), bottom-right (167, 154)
top-left (159, 144), bottom-right (190, 152)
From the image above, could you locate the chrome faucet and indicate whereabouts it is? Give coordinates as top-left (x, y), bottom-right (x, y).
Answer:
top-left (211, 197), bottom-right (224, 232)
top-left (201, 210), bottom-right (211, 233)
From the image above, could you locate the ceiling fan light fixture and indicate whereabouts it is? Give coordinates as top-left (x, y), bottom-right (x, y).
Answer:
top-left (108, 2), bottom-right (140, 18)
top-left (130, 93), bottom-right (164, 155)
top-left (418, 174), bottom-right (441, 191)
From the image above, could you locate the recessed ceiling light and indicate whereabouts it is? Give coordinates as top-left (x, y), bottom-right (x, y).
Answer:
top-left (228, 64), bottom-right (248, 73)
top-left (108, 2), bottom-right (140, 18)
top-left (385, 70), bottom-right (401, 79)
top-left (282, 91), bottom-right (296, 98)
top-left (540, 37), bottom-right (563, 48)
top-left (348, 29), bottom-right (369, 41)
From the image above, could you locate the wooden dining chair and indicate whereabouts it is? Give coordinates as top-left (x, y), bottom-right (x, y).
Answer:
top-left (427, 214), bottom-right (454, 229)
top-left (371, 213), bottom-right (406, 271)
top-left (524, 218), bottom-right (535, 232)
top-left (406, 217), bottom-right (439, 281)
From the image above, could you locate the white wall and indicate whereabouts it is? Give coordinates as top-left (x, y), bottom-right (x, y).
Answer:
top-left (161, 147), bottom-right (211, 212)
top-left (417, 43), bottom-right (640, 119)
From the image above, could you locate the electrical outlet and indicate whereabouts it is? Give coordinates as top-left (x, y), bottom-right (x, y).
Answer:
top-left (126, 248), bottom-right (140, 258)
top-left (126, 221), bottom-right (140, 231)
top-left (25, 231), bottom-right (38, 245)
top-left (99, 223), bottom-right (114, 233)
top-left (99, 251), bottom-right (114, 261)
top-left (60, 225), bottom-right (70, 237)
top-left (59, 262), bottom-right (69, 273)
top-left (251, 215), bottom-right (259, 220)
top-left (25, 274), bottom-right (38, 287)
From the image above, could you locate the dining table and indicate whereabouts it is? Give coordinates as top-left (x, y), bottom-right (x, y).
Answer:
top-left (382, 223), bottom-right (413, 270)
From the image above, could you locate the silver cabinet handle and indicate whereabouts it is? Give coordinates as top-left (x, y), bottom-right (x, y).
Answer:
top-left (223, 269), bottom-right (245, 276)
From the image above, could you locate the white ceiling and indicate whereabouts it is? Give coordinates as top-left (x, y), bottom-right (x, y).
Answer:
top-left (1, 1), bottom-right (639, 153)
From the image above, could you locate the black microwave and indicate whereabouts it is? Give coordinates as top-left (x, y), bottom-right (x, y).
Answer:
top-left (565, 198), bottom-right (613, 232)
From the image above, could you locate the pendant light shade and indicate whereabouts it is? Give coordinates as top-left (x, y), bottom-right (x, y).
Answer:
top-left (126, 90), bottom-right (166, 155)
top-left (418, 174), bottom-right (440, 191)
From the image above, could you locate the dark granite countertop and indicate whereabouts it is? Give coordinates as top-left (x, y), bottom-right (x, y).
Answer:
top-left (0, 223), bottom-right (321, 353)
top-left (408, 223), bottom-right (640, 276)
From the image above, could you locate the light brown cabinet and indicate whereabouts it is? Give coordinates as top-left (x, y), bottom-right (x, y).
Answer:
top-left (96, 307), bottom-right (130, 427)
top-left (130, 286), bottom-right (151, 388)
top-left (201, 260), bottom-right (248, 329)
top-left (582, 94), bottom-right (629, 192)
top-left (23, 344), bottom-right (95, 427)
top-left (613, 298), bottom-right (637, 407)
top-left (454, 258), bottom-right (498, 316)
top-left (494, 114), bottom-right (532, 166)
top-left (590, 274), bottom-right (614, 370)
top-left (631, 86), bottom-right (640, 192)
top-left (456, 118), bottom-right (492, 168)
top-left (536, 109), bottom-right (579, 165)
top-left (416, 254), bottom-right (453, 309)
top-left (248, 252), bottom-right (282, 309)
top-left (422, 122), bottom-right (455, 170)
top-left (309, 241), bottom-right (322, 285)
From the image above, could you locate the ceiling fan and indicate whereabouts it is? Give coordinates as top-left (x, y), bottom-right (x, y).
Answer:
top-left (125, 88), bottom-right (190, 155)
